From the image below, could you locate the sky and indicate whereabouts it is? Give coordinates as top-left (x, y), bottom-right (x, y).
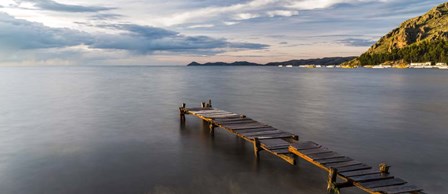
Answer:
top-left (0, 0), bottom-right (446, 66)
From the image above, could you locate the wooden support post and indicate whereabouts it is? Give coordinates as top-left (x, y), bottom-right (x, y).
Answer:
top-left (379, 163), bottom-right (390, 174)
top-left (207, 99), bottom-right (212, 108)
top-left (179, 103), bottom-right (186, 122)
top-left (327, 168), bottom-right (340, 194)
top-left (253, 137), bottom-right (261, 159)
top-left (209, 123), bottom-right (215, 136)
top-left (201, 102), bottom-right (206, 108)
top-left (292, 135), bottom-right (299, 141)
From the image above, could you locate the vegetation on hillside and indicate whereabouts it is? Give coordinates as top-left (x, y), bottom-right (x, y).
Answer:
top-left (358, 40), bottom-right (448, 65)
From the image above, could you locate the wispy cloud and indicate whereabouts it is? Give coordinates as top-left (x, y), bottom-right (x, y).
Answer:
top-left (14, 0), bottom-right (113, 12)
top-left (337, 38), bottom-right (377, 47)
top-left (0, 13), bottom-right (268, 54)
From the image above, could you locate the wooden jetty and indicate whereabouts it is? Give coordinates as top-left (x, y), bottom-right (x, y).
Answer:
top-left (179, 100), bottom-right (424, 194)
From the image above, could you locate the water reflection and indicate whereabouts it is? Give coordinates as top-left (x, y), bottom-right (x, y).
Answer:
top-left (0, 66), bottom-right (446, 193)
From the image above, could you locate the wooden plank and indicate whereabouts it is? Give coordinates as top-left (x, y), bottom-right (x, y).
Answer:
top-left (244, 131), bottom-right (285, 138)
top-left (239, 130), bottom-right (283, 136)
top-left (222, 122), bottom-right (266, 128)
top-left (257, 133), bottom-right (296, 140)
top-left (216, 120), bottom-right (257, 125)
top-left (232, 126), bottom-right (275, 131)
top-left (260, 139), bottom-right (290, 149)
top-left (270, 148), bottom-right (290, 154)
top-left (349, 173), bottom-right (393, 182)
top-left (197, 111), bottom-right (236, 115)
top-left (224, 124), bottom-right (271, 130)
top-left (325, 161), bottom-right (363, 168)
top-left (372, 184), bottom-right (422, 194)
top-left (340, 169), bottom-right (380, 177)
top-left (360, 178), bottom-right (406, 189)
top-left (308, 152), bottom-right (344, 160)
top-left (234, 127), bottom-right (277, 134)
top-left (316, 157), bottom-right (353, 165)
top-left (300, 147), bottom-right (332, 155)
top-left (197, 113), bottom-right (239, 117)
top-left (207, 115), bottom-right (243, 119)
top-left (337, 164), bottom-right (371, 172)
top-left (290, 141), bottom-right (321, 150)
top-left (185, 107), bottom-right (213, 111)
top-left (213, 117), bottom-right (251, 122)
top-left (191, 110), bottom-right (229, 114)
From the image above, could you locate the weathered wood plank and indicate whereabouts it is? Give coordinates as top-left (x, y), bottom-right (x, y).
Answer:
top-left (270, 148), bottom-right (291, 154)
top-left (213, 117), bottom-right (251, 122)
top-left (300, 147), bottom-right (332, 155)
top-left (349, 173), bottom-right (393, 182)
top-left (234, 127), bottom-right (277, 134)
top-left (186, 107), bottom-right (214, 112)
top-left (260, 139), bottom-right (290, 149)
top-left (207, 115), bottom-right (243, 119)
top-left (216, 120), bottom-right (258, 125)
top-left (224, 124), bottom-right (271, 130)
top-left (256, 133), bottom-right (296, 140)
top-left (337, 164), bottom-right (371, 172)
top-left (360, 178), bottom-right (406, 189)
top-left (199, 113), bottom-right (240, 117)
top-left (244, 131), bottom-right (286, 138)
top-left (221, 123), bottom-right (266, 129)
top-left (308, 152), bottom-right (344, 160)
top-left (326, 161), bottom-right (363, 168)
top-left (316, 157), bottom-right (353, 165)
top-left (290, 141), bottom-right (321, 150)
top-left (191, 110), bottom-right (230, 114)
top-left (340, 169), bottom-right (380, 177)
top-left (239, 130), bottom-right (283, 136)
top-left (372, 184), bottom-right (422, 194)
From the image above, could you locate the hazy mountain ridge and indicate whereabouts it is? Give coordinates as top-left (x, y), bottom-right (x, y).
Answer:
top-left (188, 57), bottom-right (355, 66)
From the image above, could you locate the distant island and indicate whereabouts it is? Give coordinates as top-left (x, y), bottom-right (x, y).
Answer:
top-left (187, 57), bottom-right (355, 67)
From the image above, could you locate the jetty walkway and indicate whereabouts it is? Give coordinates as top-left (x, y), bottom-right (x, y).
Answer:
top-left (179, 100), bottom-right (424, 194)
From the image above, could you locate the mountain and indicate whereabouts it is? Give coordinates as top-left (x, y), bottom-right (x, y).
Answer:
top-left (187, 57), bottom-right (355, 66)
top-left (347, 2), bottom-right (448, 66)
top-left (265, 57), bottom-right (355, 66)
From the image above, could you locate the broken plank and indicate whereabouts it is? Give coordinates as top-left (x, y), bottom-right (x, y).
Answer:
top-left (360, 178), bottom-right (406, 189)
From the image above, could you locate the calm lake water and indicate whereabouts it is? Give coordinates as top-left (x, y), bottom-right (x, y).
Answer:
top-left (0, 66), bottom-right (447, 194)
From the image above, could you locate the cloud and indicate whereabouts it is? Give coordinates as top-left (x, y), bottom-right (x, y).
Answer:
top-left (337, 38), bottom-right (376, 47)
top-left (233, 13), bottom-right (260, 20)
top-left (0, 13), bottom-right (268, 55)
top-left (187, 24), bottom-right (215, 29)
top-left (14, 0), bottom-right (113, 12)
top-left (267, 10), bottom-right (299, 17)
top-left (90, 13), bottom-right (123, 21)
